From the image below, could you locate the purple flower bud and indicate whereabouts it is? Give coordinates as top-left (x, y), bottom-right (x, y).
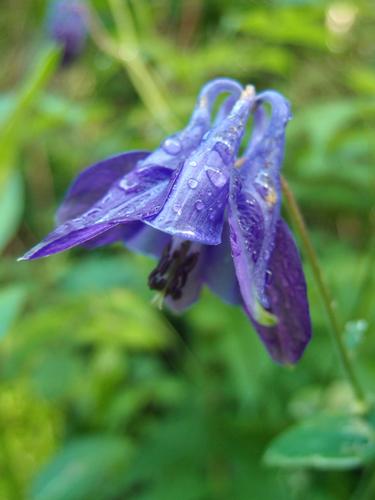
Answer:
top-left (47, 0), bottom-right (88, 64)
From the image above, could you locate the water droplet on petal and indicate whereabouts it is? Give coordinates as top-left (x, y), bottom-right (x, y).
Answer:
top-left (215, 141), bottom-right (233, 164)
top-left (255, 171), bottom-right (272, 187)
top-left (173, 203), bottom-right (182, 215)
top-left (163, 137), bottom-right (182, 155)
top-left (205, 167), bottom-right (228, 188)
top-left (265, 270), bottom-right (273, 285)
top-left (119, 177), bottom-right (138, 192)
top-left (206, 150), bottom-right (223, 167)
top-left (188, 178), bottom-right (198, 189)
top-left (189, 160), bottom-right (197, 167)
top-left (195, 200), bottom-right (204, 211)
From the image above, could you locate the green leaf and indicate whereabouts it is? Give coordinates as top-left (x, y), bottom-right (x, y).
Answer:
top-left (0, 170), bottom-right (24, 253)
top-left (0, 45), bottom-right (61, 148)
top-left (264, 415), bottom-right (375, 469)
top-left (0, 285), bottom-right (27, 340)
top-left (30, 436), bottom-right (133, 500)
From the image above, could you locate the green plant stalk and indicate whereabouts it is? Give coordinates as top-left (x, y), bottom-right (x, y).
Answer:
top-left (281, 176), bottom-right (367, 408)
top-left (0, 44), bottom-right (61, 147)
top-left (105, 0), bottom-right (178, 132)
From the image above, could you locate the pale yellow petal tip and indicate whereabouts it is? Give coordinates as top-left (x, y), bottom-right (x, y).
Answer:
top-left (254, 301), bottom-right (278, 327)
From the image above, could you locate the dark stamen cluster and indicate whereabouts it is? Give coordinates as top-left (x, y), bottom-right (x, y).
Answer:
top-left (148, 241), bottom-right (199, 300)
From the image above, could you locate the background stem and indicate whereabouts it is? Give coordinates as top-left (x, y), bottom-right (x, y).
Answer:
top-left (90, 1), bottom-right (178, 132)
top-left (281, 176), bottom-right (367, 409)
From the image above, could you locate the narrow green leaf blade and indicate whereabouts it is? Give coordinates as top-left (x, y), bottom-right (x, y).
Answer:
top-left (0, 170), bottom-right (24, 252)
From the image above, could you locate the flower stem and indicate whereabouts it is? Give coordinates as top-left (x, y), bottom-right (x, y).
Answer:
top-left (281, 176), bottom-right (367, 409)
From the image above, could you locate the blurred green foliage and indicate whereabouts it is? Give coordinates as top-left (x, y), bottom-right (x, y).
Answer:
top-left (0, 0), bottom-right (375, 499)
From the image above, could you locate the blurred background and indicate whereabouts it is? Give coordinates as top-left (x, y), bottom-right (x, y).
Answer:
top-left (0, 0), bottom-right (374, 499)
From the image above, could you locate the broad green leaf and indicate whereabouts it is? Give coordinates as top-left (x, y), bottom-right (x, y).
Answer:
top-left (30, 436), bottom-right (133, 500)
top-left (235, 7), bottom-right (327, 49)
top-left (264, 415), bottom-right (375, 469)
top-left (0, 170), bottom-right (24, 252)
top-left (0, 285), bottom-right (27, 340)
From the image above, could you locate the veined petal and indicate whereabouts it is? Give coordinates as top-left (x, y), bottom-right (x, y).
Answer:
top-left (203, 223), bottom-right (241, 305)
top-left (242, 90), bottom-right (291, 179)
top-left (147, 86), bottom-right (256, 245)
top-left (84, 222), bottom-right (171, 258)
top-left (231, 91), bottom-right (292, 319)
top-left (125, 224), bottom-right (171, 258)
top-left (20, 165), bottom-right (174, 260)
top-left (82, 222), bottom-right (141, 249)
top-left (164, 243), bottom-right (205, 313)
top-left (57, 151), bottom-right (150, 224)
top-left (228, 170), bottom-right (277, 325)
top-left (249, 219), bottom-right (311, 364)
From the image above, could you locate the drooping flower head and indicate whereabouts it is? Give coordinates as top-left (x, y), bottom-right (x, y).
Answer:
top-left (20, 78), bottom-right (311, 364)
top-left (47, 0), bottom-right (88, 64)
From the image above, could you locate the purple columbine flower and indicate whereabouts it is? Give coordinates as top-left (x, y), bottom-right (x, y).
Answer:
top-left (47, 0), bottom-right (88, 64)
top-left (20, 78), bottom-right (311, 364)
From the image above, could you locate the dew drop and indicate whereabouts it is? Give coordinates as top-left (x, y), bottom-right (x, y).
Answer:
top-left (206, 150), bottom-right (223, 167)
top-left (256, 171), bottom-right (272, 187)
top-left (102, 192), bottom-right (114, 203)
top-left (189, 160), bottom-right (198, 167)
top-left (205, 167), bottom-right (228, 188)
top-left (188, 178), bottom-right (198, 189)
top-left (163, 137), bottom-right (182, 155)
top-left (173, 203), bottom-right (182, 215)
top-left (119, 177), bottom-right (138, 192)
top-left (265, 270), bottom-right (273, 285)
top-left (215, 141), bottom-right (232, 164)
top-left (195, 200), bottom-right (204, 211)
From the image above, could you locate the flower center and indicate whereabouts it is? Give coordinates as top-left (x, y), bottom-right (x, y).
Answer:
top-left (148, 240), bottom-right (199, 300)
